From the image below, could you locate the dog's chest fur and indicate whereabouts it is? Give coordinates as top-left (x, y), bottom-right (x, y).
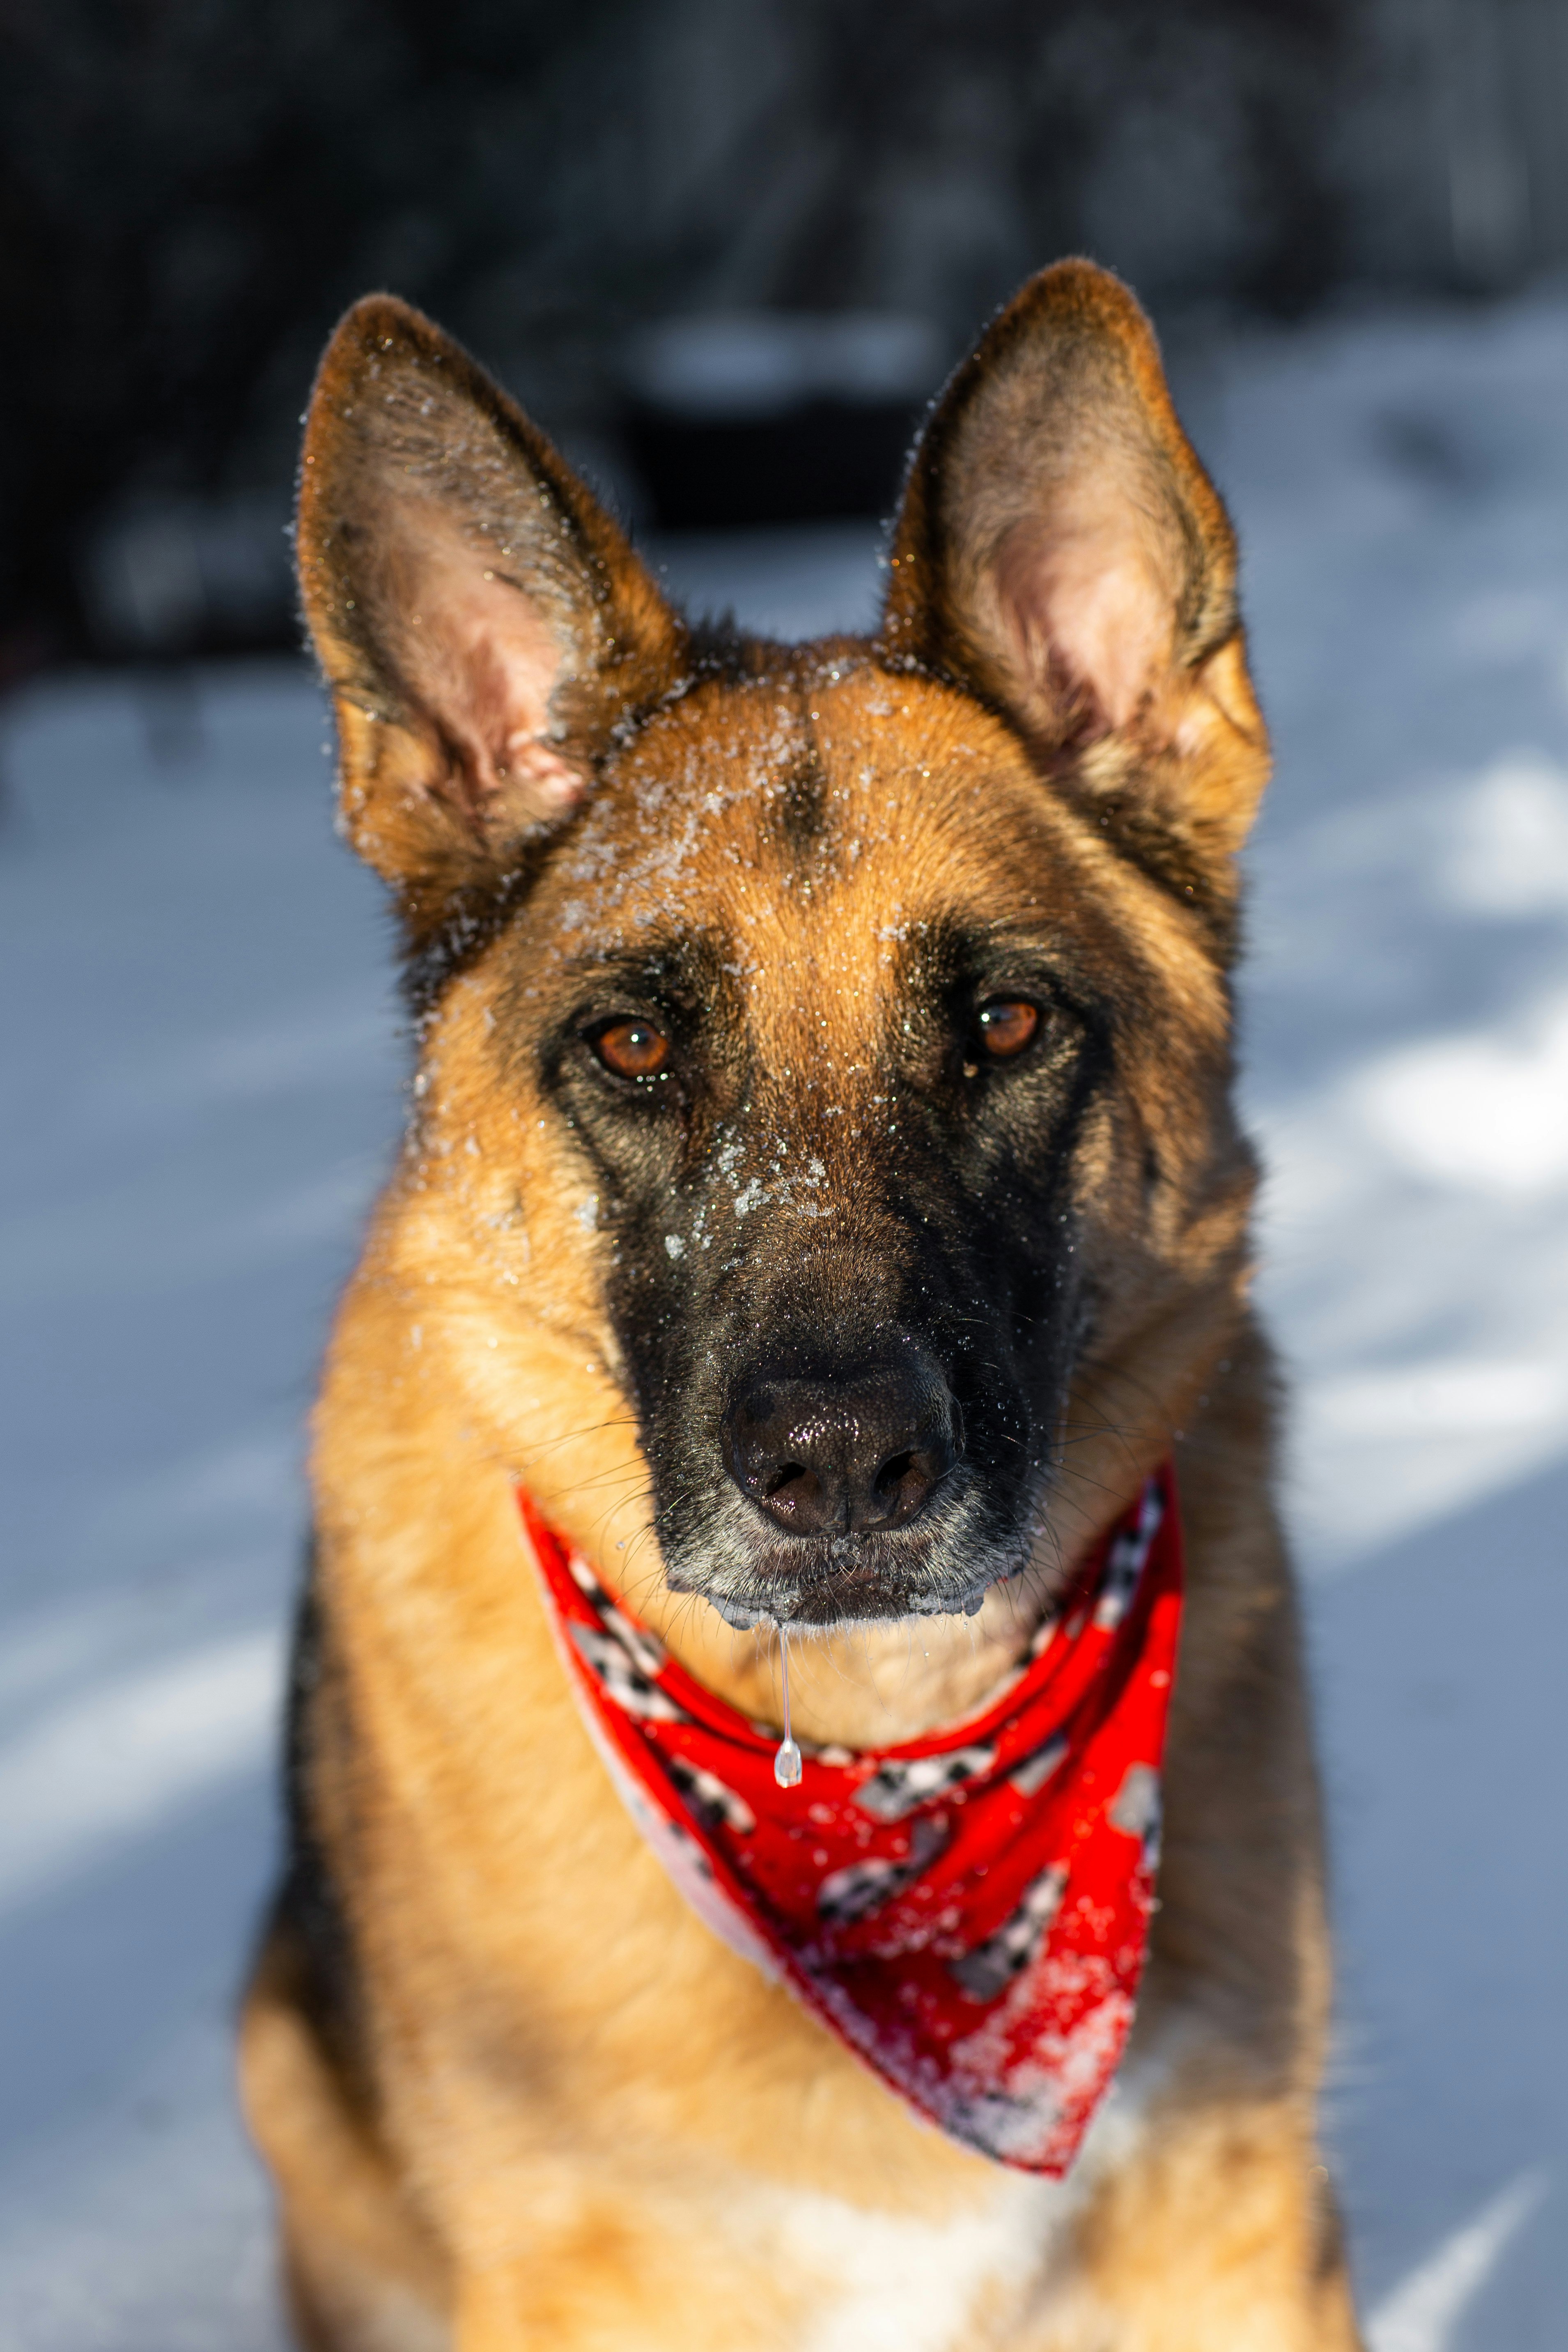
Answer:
top-left (770, 2178), bottom-right (1061, 2352)
top-left (752, 2063), bottom-right (1162, 2352)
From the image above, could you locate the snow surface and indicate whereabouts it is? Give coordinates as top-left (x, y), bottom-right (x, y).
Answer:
top-left (3, 292), bottom-right (1566, 2347)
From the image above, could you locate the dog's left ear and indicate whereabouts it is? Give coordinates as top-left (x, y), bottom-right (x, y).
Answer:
top-left (882, 260), bottom-right (1267, 859)
top-left (298, 294), bottom-right (685, 918)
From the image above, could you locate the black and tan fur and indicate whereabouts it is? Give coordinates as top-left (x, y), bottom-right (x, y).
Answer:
top-left (239, 261), bottom-right (1363, 2350)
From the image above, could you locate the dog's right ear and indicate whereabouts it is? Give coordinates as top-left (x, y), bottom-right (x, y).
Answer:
top-left (298, 296), bottom-right (684, 917)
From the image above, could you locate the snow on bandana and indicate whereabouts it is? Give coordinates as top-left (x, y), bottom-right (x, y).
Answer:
top-left (515, 1466), bottom-right (1183, 2176)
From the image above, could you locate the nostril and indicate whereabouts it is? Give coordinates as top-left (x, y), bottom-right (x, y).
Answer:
top-left (873, 1448), bottom-right (916, 1501)
top-left (763, 1461), bottom-right (808, 1498)
top-left (869, 1442), bottom-right (948, 1528)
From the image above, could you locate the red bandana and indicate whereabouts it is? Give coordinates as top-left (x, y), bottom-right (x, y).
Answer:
top-left (516, 1467), bottom-right (1183, 2176)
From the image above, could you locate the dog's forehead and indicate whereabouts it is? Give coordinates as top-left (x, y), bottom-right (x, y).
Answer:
top-left (534, 661), bottom-right (1092, 1010)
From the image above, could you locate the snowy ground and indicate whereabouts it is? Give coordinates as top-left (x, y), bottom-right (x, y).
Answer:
top-left (3, 292), bottom-right (1566, 2347)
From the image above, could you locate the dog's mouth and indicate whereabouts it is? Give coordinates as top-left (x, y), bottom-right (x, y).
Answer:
top-left (662, 1464), bottom-right (1036, 1632)
top-left (700, 1553), bottom-right (992, 1632)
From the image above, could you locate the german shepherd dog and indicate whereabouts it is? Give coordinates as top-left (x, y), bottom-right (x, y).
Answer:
top-left (241, 262), bottom-right (1363, 2350)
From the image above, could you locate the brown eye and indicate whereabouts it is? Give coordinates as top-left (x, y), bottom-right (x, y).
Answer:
top-left (591, 1018), bottom-right (670, 1081)
top-left (977, 999), bottom-right (1040, 1060)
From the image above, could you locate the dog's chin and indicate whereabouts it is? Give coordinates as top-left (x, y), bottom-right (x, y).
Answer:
top-left (705, 1578), bottom-right (989, 1632)
top-left (668, 1527), bottom-right (1022, 1633)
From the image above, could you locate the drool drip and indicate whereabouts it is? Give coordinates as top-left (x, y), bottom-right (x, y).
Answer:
top-left (773, 1622), bottom-right (802, 1788)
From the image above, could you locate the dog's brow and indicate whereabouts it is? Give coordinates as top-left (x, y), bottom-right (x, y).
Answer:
top-left (558, 932), bottom-right (732, 994)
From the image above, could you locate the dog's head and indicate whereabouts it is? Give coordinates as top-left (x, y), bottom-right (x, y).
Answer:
top-left (299, 264), bottom-right (1267, 1633)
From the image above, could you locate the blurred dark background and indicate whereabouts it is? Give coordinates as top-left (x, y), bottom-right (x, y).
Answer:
top-left (1, 0), bottom-right (1562, 677)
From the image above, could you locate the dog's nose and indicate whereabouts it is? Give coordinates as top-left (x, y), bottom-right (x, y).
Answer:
top-left (722, 1358), bottom-right (962, 1536)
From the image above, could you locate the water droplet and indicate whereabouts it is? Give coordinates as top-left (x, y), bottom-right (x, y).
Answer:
top-left (774, 1622), bottom-right (801, 1788)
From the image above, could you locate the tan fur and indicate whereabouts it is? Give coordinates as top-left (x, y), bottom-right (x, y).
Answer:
top-left (240, 262), bottom-right (1363, 2349)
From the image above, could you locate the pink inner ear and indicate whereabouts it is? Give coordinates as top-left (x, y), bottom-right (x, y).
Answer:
top-left (992, 495), bottom-right (1177, 741)
top-left (390, 506), bottom-right (585, 825)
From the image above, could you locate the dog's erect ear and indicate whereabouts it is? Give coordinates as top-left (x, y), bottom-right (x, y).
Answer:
top-left (298, 296), bottom-right (684, 905)
top-left (882, 261), bottom-right (1267, 857)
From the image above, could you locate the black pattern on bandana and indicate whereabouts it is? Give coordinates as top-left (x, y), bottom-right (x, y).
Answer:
top-left (852, 1744), bottom-right (996, 1822)
top-left (950, 1863), bottom-right (1069, 2003)
top-left (667, 1754), bottom-right (756, 1835)
top-left (569, 1622), bottom-right (687, 1721)
top-left (1094, 1484), bottom-right (1163, 1629)
top-left (815, 1815), bottom-right (952, 1926)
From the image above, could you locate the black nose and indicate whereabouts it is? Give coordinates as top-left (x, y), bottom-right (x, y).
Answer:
top-left (722, 1357), bottom-right (962, 1537)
